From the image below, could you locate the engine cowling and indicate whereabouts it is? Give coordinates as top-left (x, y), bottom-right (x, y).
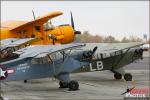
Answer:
top-left (82, 46), bottom-right (98, 59)
top-left (45, 25), bottom-right (75, 44)
top-left (134, 48), bottom-right (144, 59)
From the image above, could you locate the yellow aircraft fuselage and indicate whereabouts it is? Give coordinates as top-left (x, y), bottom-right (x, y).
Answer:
top-left (1, 24), bottom-right (75, 45)
top-left (0, 11), bottom-right (76, 45)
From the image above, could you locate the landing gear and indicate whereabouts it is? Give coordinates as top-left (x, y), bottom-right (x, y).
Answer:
top-left (59, 80), bottom-right (79, 91)
top-left (114, 73), bottom-right (122, 80)
top-left (59, 81), bottom-right (68, 88)
top-left (24, 80), bottom-right (27, 83)
top-left (68, 80), bottom-right (79, 91)
top-left (114, 73), bottom-right (132, 81)
top-left (124, 73), bottom-right (132, 81)
top-left (56, 73), bottom-right (79, 91)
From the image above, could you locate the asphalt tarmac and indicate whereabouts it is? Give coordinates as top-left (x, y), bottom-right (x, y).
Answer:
top-left (0, 52), bottom-right (149, 100)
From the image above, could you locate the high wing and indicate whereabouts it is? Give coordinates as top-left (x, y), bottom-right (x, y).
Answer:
top-left (1, 42), bottom-right (143, 65)
top-left (77, 42), bottom-right (144, 60)
top-left (13, 42), bottom-right (143, 58)
top-left (9, 11), bottom-right (63, 31)
top-left (83, 42), bottom-right (144, 53)
top-left (0, 38), bottom-right (41, 51)
top-left (14, 43), bottom-right (85, 58)
top-left (1, 43), bottom-right (85, 65)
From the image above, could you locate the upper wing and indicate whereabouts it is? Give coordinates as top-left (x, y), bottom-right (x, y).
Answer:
top-left (14, 43), bottom-right (86, 58)
top-left (9, 11), bottom-right (63, 31)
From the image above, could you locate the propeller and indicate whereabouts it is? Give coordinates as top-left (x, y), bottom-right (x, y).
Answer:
top-left (83, 46), bottom-right (98, 59)
top-left (48, 34), bottom-right (57, 45)
top-left (92, 46), bottom-right (98, 53)
top-left (70, 11), bottom-right (81, 35)
top-left (70, 11), bottom-right (75, 30)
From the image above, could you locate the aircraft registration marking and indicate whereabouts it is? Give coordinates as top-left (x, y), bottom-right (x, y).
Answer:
top-left (89, 61), bottom-right (103, 71)
top-left (17, 63), bottom-right (30, 72)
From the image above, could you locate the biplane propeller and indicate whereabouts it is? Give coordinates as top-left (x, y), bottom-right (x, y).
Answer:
top-left (47, 11), bottom-right (81, 44)
top-left (70, 11), bottom-right (81, 35)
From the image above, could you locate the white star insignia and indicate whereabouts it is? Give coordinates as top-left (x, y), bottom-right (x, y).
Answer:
top-left (0, 68), bottom-right (6, 77)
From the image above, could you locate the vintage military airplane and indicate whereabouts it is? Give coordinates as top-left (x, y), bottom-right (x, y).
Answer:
top-left (0, 43), bottom-right (143, 91)
top-left (1, 11), bottom-right (80, 45)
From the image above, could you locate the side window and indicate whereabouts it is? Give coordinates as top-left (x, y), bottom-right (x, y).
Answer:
top-left (31, 56), bottom-right (52, 64)
top-left (31, 58), bottom-right (41, 64)
top-left (35, 26), bottom-right (41, 32)
top-left (50, 52), bottom-right (64, 63)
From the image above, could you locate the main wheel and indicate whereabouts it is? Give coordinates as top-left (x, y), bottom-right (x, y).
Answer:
top-left (114, 73), bottom-right (122, 80)
top-left (124, 73), bottom-right (132, 81)
top-left (24, 80), bottom-right (27, 83)
top-left (0, 96), bottom-right (3, 100)
top-left (68, 80), bottom-right (79, 91)
top-left (59, 81), bottom-right (68, 88)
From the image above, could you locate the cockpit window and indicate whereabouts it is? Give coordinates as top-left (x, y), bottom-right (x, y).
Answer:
top-left (50, 52), bottom-right (64, 63)
top-left (43, 20), bottom-right (54, 31)
top-left (31, 50), bottom-right (70, 65)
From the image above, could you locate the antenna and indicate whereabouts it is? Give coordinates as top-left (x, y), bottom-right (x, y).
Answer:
top-left (32, 10), bottom-right (36, 20)
top-left (31, 10), bottom-right (36, 37)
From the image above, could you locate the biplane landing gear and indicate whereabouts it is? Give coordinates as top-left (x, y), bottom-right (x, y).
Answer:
top-left (124, 73), bottom-right (132, 81)
top-left (59, 81), bottom-right (68, 88)
top-left (114, 73), bottom-right (122, 80)
top-left (68, 80), bottom-right (79, 91)
top-left (24, 80), bottom-right (27, 83)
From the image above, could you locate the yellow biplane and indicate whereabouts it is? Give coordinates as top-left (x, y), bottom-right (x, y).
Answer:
top-left (1, 11), bottom-right (81, 45)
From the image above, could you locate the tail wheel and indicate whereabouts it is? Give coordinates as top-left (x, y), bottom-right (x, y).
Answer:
top-left (114, 73), bottom-right (122, 80)
top-left (68, 80), bottom-right (79, 91)
top-left (24, 80), bottom-right (27, 83)
top-left (124, 73), bottom-right (132, 81)
top-left (59, 81), bottom-right (68, 88)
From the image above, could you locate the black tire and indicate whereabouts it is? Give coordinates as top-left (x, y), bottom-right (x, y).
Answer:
top-left (59, 81), bottom-right (68, 88)
top-left (114, 73), bottom-right (122, 80)
top-left (68, 80), bottom-right (79, 91)
top-left (0, 96), bottom-right (3, 100)
top-left (24, 80), bottom-right (27, 83)
top-left (124, 73), bottom-right (132, 81)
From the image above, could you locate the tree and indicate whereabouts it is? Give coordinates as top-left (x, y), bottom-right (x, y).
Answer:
top-left (75, 31), bottom-right (103, 43)
top-left (129, 36), bottom-right (143, 42)
top-left (103, 35), bottom-right (119, 43)
top-left (121, 37), bottom-right (130, 43)
top-left (93, 35), bottom-right (103, 43)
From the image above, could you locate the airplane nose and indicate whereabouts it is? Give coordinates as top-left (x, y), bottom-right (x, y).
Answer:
top-left (134, 49), bottom-right (143, 55)
top-left (134, 48), bottom-right (144, 59)
top-left (82, 46), bottom-right (98, 59)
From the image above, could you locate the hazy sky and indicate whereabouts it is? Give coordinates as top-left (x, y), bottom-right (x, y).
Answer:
top-left (1, 1), bottom-right (149, 40)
